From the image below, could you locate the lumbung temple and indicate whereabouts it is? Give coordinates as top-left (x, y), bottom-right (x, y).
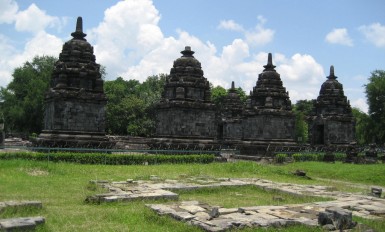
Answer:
top-left (36, 17), bottom-right (356, 155)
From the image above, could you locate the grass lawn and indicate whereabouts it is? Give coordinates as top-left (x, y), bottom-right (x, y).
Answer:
top-left (0, 159), bottom-right (384, 231)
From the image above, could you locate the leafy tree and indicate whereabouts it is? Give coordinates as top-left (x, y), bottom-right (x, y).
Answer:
top-left (352, 107), bottom-right (373, 145)
top-left (211, 85), bottom-right (247, 111)
top-left (292, 100), bottom-right (314, 144)
top-left (104, 74), bottom-right (166, 136)
top-left (0, 55), bottom-right (57, 134)
top-left (365, 70), bottom-right (385, 144)
top-left (211, 85), bottom-right (227, 106)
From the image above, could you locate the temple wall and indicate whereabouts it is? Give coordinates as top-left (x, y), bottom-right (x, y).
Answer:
top-left (242, 115), bottom-right (295, 140)
top-left (156, 108), bottom-right (216, 138)
top-left (222, 121), bottom-right (243, 140)
top-left (44, 98), bottom-right (106, 133)
top-left (326, 120), bottom-right (355, 144)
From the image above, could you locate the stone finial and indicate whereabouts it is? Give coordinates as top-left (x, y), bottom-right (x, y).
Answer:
top-left (231, 81), bottom-right (235, 89)
top-left (327, 65), bottom-right (337, 80)
top-left (181, 46), bottom-right (195, 57)
top-left (263, 53), bottom-right (276, 71)
top-left (71, 17), bottom-right (87, 40)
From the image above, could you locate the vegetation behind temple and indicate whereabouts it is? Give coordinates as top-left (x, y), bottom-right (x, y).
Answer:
top-left (0, 55), bottom-right (384, 145)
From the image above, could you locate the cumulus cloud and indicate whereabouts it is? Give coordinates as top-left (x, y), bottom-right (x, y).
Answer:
top-left (217, 15), bottom-right (274, 46)
top-left (14, 3), bottom-right (62, 33)
top-left (351, 98), bottom-right (368, 113)
top-left (245, 16), bottom-right (275, 46)
top-left (325, 28), bottom-right (354, 46)
top-left (0, 0), bottom-right (18, 24)
top-left (359, 23), bottom-right (385, 48)
top-left (217, 20), bottom-right (244, 31)
top-left (86, 0), bottom-right (325, 107)
top-left (0, 0), bottom-right (65, 88)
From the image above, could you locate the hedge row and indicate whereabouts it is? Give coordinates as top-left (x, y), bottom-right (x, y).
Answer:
top-left (274, 153), bottom-right (348, 162)
top-left (0, 152), bottom-right (215, 165)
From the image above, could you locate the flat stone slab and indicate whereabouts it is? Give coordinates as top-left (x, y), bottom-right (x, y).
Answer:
top-left (87, 177), bottom-right (385, 231)
top-left (0, 201), bottom-right (42, 212)
top-left (0, 217), bottom-right (45, 231)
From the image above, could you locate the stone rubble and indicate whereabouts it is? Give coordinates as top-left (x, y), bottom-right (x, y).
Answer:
top-left (0, 201), bottom-right (44, 231)
top-left (0, 217), bottom-right (45, 232)
top-left (86, 177), bottom-right (385, 231)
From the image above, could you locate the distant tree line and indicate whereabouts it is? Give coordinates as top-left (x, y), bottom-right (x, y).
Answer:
top-left (0, 55), bottom-right (384, 145)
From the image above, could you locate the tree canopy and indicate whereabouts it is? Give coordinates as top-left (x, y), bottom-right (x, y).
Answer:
top-left (365, 70), bottom-right (385, 144)
top-left (0, 55), bottom-right (57, 134)
top-left (104, 74), bottom-right (166, 136)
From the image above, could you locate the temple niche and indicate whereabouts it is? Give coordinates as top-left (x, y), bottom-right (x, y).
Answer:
top-left (155, 46), bottom-right (216, 139)
top-left (242, 53), bottom-right (296, 142)
top-left (37, 17), bottom-right (110, 148)
top-left (308, 66), bottom-right (355, 145)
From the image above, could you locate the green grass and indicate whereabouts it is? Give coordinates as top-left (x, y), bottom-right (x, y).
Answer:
top-left (0, 159), bottom-right (384, 231)
top-left (176, 185), bottom-right (331, 208)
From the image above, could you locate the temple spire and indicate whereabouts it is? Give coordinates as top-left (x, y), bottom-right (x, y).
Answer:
top-left (327, 65), bottom-right (337, 80)
top-left (181, 46), bottom-right (195, 57)
top-left (231, 81), bottom-right (235, 89)
top-left (263, 53), bottom-right (276, 71)
top-left (71, 17), bottom-right (87, 40)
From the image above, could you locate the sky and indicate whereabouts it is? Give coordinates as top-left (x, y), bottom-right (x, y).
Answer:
top-left (0, 0), bottom-right (384, 113)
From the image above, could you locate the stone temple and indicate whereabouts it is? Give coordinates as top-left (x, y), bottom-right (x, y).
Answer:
top-left (217, 81), bottom-right (244, 141)
top-left (37, 17), bottom-right (110, 148)
top-left (308, 66), bottom-right (355, 146)
top-left (243, 53), bottom-right (295, 142)
top-left (155, 46), bottom-right (216, 139)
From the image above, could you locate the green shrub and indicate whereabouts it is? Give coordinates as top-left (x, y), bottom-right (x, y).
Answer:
top-left (274, 153), bottom-right (287, 163)
top-left (292, 153), bottom-right (323, 162)
top-left (0, 152), bottom-right (215, 165)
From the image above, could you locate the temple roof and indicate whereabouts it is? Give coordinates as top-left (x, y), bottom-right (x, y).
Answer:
top-left (313, 65), bottom-right (352, 116)
top-left (50, 17), bottom-right (103, 92)
top-left (160, 46), bottom-right (212, 103)
top-left (247, 53), bottom-right (292, 111)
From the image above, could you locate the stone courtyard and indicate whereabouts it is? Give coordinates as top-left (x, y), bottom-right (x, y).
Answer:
top-left (86, 176), bottom-right (385, 231)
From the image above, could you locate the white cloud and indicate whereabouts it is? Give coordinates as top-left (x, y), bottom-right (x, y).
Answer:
top-left (325, 28), bottom-right (353, 46)
top-left (87, 0), bottom-right (325, 107)
top-left (9, 31), bottom-right (62, 67)
top-left (217, 15), bottom-right (274, 47)
top-left (245, 16), bottom-right (275, 46)
top-left (0, 0), bottom-right (18, 24)
top-left (351, 98), bottom-right (368, 113)
top-left (0, 31), bottom-right (62, 87)
top-left (14, 3), bottom-right (61, 34)
top-left (217, 20), bottom-right (244, 31)
top-left (0, 34), bottom-right (16, 86)
top-left (359, 23), bottom-right (385, 48)
top-left (88, 0), bottom-right (162, 78)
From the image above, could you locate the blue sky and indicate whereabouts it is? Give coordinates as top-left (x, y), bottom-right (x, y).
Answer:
top-left (1, 0), bottom-right (384, 113)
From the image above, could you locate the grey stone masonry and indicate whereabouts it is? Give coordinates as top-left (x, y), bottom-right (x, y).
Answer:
top-left (309, 66), bottom-right (355, 145)
top-left (0, 217), bottom-right (45, 232)
top-left (0, 201), bottom-right (44, 231)
top-left (242, 53), bottom-right (296, 142)
top-left (86, 176), bottom-right (385, 231)
top-left (155, 46), bottom-right (216, 139)
top-left (36, 17), bottom-right (111, 148)
top-left (0, 201), bottom-right (42, 212)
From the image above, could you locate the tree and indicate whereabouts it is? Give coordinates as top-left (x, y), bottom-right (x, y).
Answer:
top-left (211, 85), bottom-right (247, 109)
top-left (211, 85), bottom-right (227, 106)
top-left (292, 100), bottom-right (314, 144)
top-left (0, 55), bottom-right (57, 134)
top-left (365, 70), bottom-right (385, 144)
top-left (104, 74), bottom-right (166, 136)
top-left (352, 107), bottom-right (373, 145)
